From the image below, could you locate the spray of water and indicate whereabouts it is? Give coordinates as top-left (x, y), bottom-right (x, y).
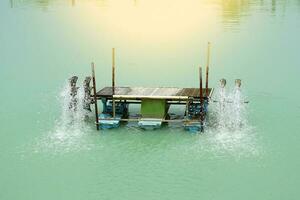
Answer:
top-left (213, 84), bottom-right (247, 130)
top-left (59, 84), bottom-right (90, 130)
top-left (214, 84), bottom-right (228, 129)
top-left (37, 80), bottom-right (93, 153)
top-left (207, 83), bottom-right (258, 156)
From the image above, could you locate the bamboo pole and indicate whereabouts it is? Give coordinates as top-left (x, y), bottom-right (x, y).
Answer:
top-left (112, 48), bottom-right (115, 94)
top-left (205, 42), bottom-right (211, 98)
top-left (200, 67), bottom-right (203, 104)
top-left (91, 62), bottom-right (99, 130)
top-left (112, 48), bottom-right (116, 118)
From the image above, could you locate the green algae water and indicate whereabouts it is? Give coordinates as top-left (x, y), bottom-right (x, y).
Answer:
top-left (1, 0), bottom-right (300, 199)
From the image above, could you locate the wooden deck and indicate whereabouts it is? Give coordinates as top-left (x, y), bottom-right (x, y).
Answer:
top-left (96, 87), bottom-right (213, 100)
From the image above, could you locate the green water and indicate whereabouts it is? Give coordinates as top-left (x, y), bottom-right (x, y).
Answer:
top-left (1, 0), bottom-right (300, 199)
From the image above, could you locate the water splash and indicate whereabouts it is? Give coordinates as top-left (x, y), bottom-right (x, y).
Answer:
top-left (37, 80), bottom-right (93, 153)
top-left (57, 83), bottom-right (91, 131)
top-left (214, 83), bottom-right (228, 130)
top-left (207, 83), bottom-right (258, 156)
top-left (229, 85), bottom-right (247, 129)
top-left (211, 82), bottom-right (248, 131)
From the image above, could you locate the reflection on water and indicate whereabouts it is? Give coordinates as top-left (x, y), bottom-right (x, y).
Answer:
top-left (9, 0), bottom-right (133, 8)
top-left (218, 0), bottom-right (290, 28)
top-left (9, 0), bottom-right (299, 30)
top-left (9, 0), bottom-right (79, 9)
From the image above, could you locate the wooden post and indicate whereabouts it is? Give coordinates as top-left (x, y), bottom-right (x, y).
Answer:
top-left (91, 62), bottom-right (99, 130)
top-left (199, 66), bottom-right (204, 131)
top-left (205, 42), bottom-right (211, 98)
top-left (112, 48), bottom-right (116, 118)
top-left (200, 67), bottom-right (203, 104)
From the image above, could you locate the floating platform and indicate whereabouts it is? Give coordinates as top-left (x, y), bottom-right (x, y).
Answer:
top-left (66, 46), bottom-right (247, 132)
top-left (96, 87), bottom-right (213, 100)
top-left (75, 45), bottom-right (216, 132)
top-left (95, 86), bottom-right (213, 131)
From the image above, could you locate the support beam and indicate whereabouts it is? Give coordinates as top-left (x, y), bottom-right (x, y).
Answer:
top-left (91, 62), bottom-right (99, 130)
top-left (185, 98), bottom-right (190, 117)
top-left (97, 118), bottom-right (203, 123)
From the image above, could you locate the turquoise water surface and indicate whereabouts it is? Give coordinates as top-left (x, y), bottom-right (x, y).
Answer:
top-left (0, 0), bottom-right (300, 199)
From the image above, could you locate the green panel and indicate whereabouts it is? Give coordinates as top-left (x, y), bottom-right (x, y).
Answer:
top-left (141, 99), bottom-right (167, 118)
